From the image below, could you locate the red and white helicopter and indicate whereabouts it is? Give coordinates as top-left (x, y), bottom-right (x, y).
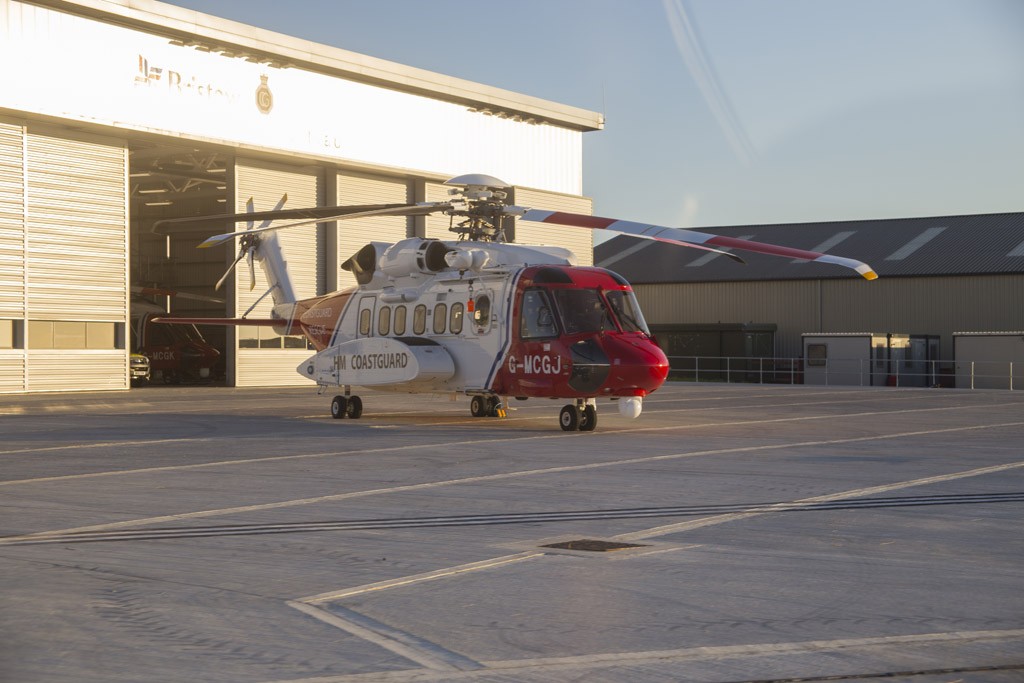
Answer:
top-left (155, 173), bottom-right (876, 431)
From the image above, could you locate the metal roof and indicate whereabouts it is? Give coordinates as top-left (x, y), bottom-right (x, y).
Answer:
top-left (594, 212), bottom-right (1024, 283)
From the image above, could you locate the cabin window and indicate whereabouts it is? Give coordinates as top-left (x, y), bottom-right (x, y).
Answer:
top-left (433, 303), bottom-right (447, 334)
top-left (473, 294), bottom-right (491, 334)
top-left (394, 306), bottom-right (407, 336)
top-left (520, 289), bottom-right (557, 339)
top-left (450, 303), bottom-right (464, 335)
top-left (359, 308), bottom-right (371, 336)
top-left (413, 304), bottom-right (427, 335)
top-left (378, 306), bottom-right (391, 336)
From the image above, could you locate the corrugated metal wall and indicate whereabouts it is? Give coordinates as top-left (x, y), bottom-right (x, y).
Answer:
top-left (336, 172), bottom-right (410, 290)
top-left (0, 119), bottom-right (26, 391)
top-left (0, 123), bottom-right (128, 392)
top-left (512, 187), bottom-right (593, 266)
top-left (234, 159), bottom-right (322, 387)
top-left (633, 275), bottom-right (1024, 359)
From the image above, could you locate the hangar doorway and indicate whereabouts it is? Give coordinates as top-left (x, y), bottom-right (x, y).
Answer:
top-left (128, 144), bottom-right (230, 384)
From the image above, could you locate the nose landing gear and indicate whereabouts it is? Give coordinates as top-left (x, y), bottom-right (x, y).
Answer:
top-left (560, 399), bottom-right (597, 432)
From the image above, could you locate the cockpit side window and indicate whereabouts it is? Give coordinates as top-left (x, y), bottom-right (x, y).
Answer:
top-left (519, 288), bottom-right (557, 339)
top-left (552, 289), bottom-right (615, 335)
top-left (605, 290), bottom-right (651, 335)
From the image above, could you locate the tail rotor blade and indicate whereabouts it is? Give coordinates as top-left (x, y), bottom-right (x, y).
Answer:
top-left (215, 247), bottom-right (246, 291)
top-left (246, 247), bottom-right (256, 291)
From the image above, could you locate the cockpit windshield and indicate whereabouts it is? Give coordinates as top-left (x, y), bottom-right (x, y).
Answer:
top-left (552, 289), bottom-right (616, 335)
top-left (605, 290), bottom-right (651, 335)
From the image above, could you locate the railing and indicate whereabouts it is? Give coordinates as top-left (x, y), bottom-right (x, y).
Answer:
top-left (666, 356), bottom-right (1019, 390)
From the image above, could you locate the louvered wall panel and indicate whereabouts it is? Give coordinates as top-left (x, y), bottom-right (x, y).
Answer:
top-left (0, 121), bottom-right (25, 318)
top-left (235, 161), bottom-right (322, 313)
top-left (237, 349), bottom-right (314, 387)
top-left (25, 130), bottom-right (127, 320)
top-left (28, 352), bottom-right (126, 392)
top-left (234, 161), bottom-right (321, 387)
top-left (336, 172), bottom-right (409, 290)
top-left (512, 188), bottom-right (593, 266)
top-left (0, 351), bottom-right (26, 393)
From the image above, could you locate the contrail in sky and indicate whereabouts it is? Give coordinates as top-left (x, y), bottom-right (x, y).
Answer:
top-left (662, 0), bottom-right (759, 165)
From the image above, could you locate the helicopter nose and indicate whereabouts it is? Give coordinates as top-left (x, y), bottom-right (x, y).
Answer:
top-left (602, 335), bottom-right (669, 395)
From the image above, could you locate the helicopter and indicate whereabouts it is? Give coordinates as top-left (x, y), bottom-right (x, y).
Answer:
top-left (154, 173), bottom-right (876, 431)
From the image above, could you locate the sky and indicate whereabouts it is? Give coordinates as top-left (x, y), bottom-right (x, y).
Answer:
top-left (167, 0), bottom-right (1024, 231)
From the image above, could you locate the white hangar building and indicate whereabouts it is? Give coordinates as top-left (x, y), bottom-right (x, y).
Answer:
top-left (0, 0), bottom-right (603, 392)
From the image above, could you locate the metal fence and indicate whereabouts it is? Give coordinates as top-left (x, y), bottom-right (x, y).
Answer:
top-left (666, 356), bottom-right (1020, 390)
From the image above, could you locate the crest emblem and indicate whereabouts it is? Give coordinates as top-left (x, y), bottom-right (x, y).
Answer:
top-left (255, 74), bottom-right (273, 114)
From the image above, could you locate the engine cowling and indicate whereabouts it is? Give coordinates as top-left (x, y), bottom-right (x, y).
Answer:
top-left (379, 239), bottom-right (453, 279)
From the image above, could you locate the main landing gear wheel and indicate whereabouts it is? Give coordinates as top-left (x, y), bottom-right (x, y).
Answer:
top-left (470, 395), bottom-right (487, 418)
top-left (471, 395), bottom-right (503, 418)
top-left (346, 395), bottom-right (363, 418)
top-left (331, 395), bottom-right (347, 419)
top-left (331, 394), bottom-right (363, 419)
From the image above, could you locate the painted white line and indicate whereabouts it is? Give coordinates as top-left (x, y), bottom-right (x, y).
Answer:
top-left (261, 629), bottom-right (1024, 682)
top-left (287, 601), bottom-right (469, 672)
top-left (300, 553), bottom-right (545, 604)
top-left (7, 417), bottom-right (1020, 543)
top-left (614, 454), bottom-right (1024, 542)
top-left (2, 400), bottom-right (1015, 485)
top-left (0, 437), bottom-right (215, 457)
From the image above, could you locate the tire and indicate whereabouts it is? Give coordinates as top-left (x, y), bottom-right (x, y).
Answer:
top-left (346, 395), bottom-right (363, 419)
top-left (470, 395), bottom-right (487, 417)
top-left (331, 395), bottom-right (347, 419)
top-left (579, 405), bottom-right (597, 432)
top-left (486, 396), bottom-right (500, 417)
top-left (559, 405), bottom-right (579, 431)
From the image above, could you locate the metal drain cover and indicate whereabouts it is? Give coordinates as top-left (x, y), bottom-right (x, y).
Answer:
top-left (540, 539), bottom-right (648, 552)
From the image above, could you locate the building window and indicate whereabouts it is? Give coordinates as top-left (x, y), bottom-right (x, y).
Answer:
top-left (433, 303), bottom-right (447, 335)
top-left (807, 344), bottom-right (827, 367)
top-left (394, 306), bottom-right (407, 336)
top-left (413, 304), bottom-right (426, 335)
top-left (0, 320), bottom-right (21, 349)
top-left (378, 305), bottom-right (391, 336)
top-left (27, 321), bottom-right (118, 349)
top-left (450, 302), bottom-right (464, 335)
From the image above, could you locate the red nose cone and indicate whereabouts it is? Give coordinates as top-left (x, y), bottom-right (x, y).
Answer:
top-left (603, 335), bottom-right (669, 396)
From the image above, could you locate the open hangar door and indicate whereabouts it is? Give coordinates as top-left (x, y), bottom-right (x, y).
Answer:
top-left (129, 143), bottom-right (230, 384)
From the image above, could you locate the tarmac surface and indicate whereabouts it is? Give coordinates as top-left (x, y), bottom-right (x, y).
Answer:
top-left (1, 382), bottom-right (1022, 682)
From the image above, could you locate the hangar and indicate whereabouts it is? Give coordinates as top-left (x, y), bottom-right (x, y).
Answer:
top-left (0, 0), bottom-right (602, 392)
top-left (596, 211), bottom-right (1024, 381)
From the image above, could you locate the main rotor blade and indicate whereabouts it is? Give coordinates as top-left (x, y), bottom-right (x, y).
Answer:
top-left (130, 286), bottom-right (224, 304)
top-left (196, 203), bottom-right (450, 249)
top-left (154, 203), bottom-right (440, 234)
top-left (518, 209), bottom-right (878, 280)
